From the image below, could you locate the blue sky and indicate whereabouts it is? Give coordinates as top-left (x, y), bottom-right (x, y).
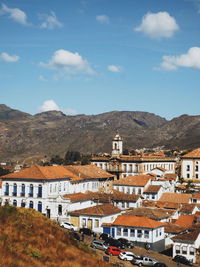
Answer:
top-left (0, 0), bottom-right (200, 119)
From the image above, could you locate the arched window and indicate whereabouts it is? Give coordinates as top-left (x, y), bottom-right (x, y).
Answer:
top-left (38, 201), bottom-right (42, 212)
top-left (13, 183), bottom-right (17, 196)
top-left (29, 201), bottom-right (33, 209)
top-left (13, 200), bottom-right (17, 206)
top-left (29, 184), bottom-right (33, 197)
top-left (115, 143), bottom-right (117, 150)
top-left (5, 183), bottom-right (9, 196)
top-left (21, 184), bottom-right (25, 197)
top-left (21, 200), bottom-right (26, 208)
top-left (38, 185), bottom-right (42, 198)
top-left (58, 205), bottom-right (62, 215)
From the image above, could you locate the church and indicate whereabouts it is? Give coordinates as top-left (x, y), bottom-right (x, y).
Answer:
top-left (91, 134), bottom-right (176, 179)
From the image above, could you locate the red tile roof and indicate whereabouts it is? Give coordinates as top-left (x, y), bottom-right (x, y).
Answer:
top-left (68, 203), bottom-right (121, 217)
top-left (2, 165), bottom-right (114, 181)
top-left (172, 229), bottom-right (200, 243)
top-left (164, 223), bottom-right (187, 234)
top-left (192, 193), bottom-right (200, 200)
top-left (182, 148), bottom-right (200, 158)
top-left (159, 193), bottom-right (192, 204)
top-left (0, 179), bottom-right (2, 188)
top-left (112, 215), bottom-right (164, 228)
top-left (143, 185), bottom-right (162, 194)
top-left (175, 215), bottom-right (197, 227)
top-left (113, 175), bottom-right (151, 186)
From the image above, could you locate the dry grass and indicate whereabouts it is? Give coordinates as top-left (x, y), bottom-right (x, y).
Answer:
top-left (0, 205), bottom-right (111, 267)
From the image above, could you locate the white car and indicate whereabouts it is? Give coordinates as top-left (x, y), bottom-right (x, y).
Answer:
top-left (118, 251), bottom-right (136, 261)
top-left (60, 222), bottom-right (76, 230)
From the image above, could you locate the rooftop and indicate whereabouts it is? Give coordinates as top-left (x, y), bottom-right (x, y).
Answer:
top-left (68, 203), bottom-right (121, 217)
top-left (159, 192), bottom-right (192, 204)
top-left (143, 185), bottom-right (162, 194)
top-left (112, 214), bottom-right (164, 229)
top-left (172, 229), bottom-right (200, 243)
top-left (182, 148), bottom-right (200, 158)
top-left (113, 175), bottom-right (151, 186)
top-left (164, 223), bottom-right (187, 234)
top-left (175, 214), bottom-right (197, 228)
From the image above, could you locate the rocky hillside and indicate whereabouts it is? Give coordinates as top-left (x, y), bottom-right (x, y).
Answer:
top-left (0, 104), bottom-right (199, 161)
top-left (0, 205), bottom-right (111, 267)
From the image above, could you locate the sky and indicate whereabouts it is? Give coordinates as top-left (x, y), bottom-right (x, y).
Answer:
top-left (0, 0), bottom-right (200, 119)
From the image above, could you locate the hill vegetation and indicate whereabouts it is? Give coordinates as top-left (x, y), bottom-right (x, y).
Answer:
top-left (0, 104), bottom-right (200, 161)
top-left (0, 205), bottom-right (111, 267)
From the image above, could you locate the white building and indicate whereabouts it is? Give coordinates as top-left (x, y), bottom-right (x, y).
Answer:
top-left (181, 148), bottom-right (200, 180)
top-left (102, 214), bottom-right (165, 252)
top-left (0, 165), bottom-right (114, 220)
top-left (91, 134), bottom-right (176, 179)
top-left (68, 203), bottom-right (121, 233)
top-left (172, 229), bottom-right (200, 264)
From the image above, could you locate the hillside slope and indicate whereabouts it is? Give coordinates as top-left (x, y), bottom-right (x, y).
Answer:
top-left (0, 104), bottom-right (199, 161)
top-left (0, 205), bottom-right (111, 267)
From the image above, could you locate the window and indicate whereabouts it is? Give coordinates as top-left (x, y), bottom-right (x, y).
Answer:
top-left (127, 187), bottom-right (130, 194)
top-left (29, 201), bottom-right (33, 209)
top-left (123, 228), bottom-right (128, 237)
top-left (132, 188), bottom-right (135, 194)
top-left (82, 218), bottom-right (86, 227)
top-left (117, 228), bottom-right (121, 236)
top-left (156, 229), bottom-right (158, 237)
top-left (21, 200), bottom-right (26, 208)
top-left (13, 200), bottom-right (17, 206)
top-left (21, 184), bottom-right (25, 197)
top-left (196, 174), bottom-right (199, 179)
top-left (95, 219), bottom-right (99, 228)
top-left (29, 184), bottom-right (33, 197)
top-left (130, 229), bottom-right (135, 237)
top-left (138, 189), bottom-right (142, 194)
top-left (127, 202), bottom-right (129, 208)
top-left (175, 245), bottom-right (180, 254)
top-left (5, 183), bottom-right (9, 196)
top-left (121, 202), bottom-right (125, 208)
top-left (58, 205), bottom-right (62, 216)
top-left (187, 173), bottom-right (190, 179)
top-left (59, 183), bottom-right (61, 192)
top-left (144, 230), bottom-right (149, 238)
top-left (38, 201), bottom-right (42, 212)
top-left (38, 185), bottom-right (42, 198)
top-left (195, 165), bottom-right (198, 172)
top-left (129, 164), bottom-right (132, 172)
top-left (124, 164), bottom-right (127, 172)
top-left (137, 230), bottom-right (142, 238)
top-left (189, 247), bottom-right (195, 255)
top-left (187, 165), bottom-right (190, 171)
top-left (182, 246), bottom-right (187, 255)
top-left (13, 183), bottom-right (17, 196)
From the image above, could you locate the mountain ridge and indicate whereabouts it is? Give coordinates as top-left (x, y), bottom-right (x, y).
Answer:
top-left (0, 104), bottom-right (199, 161)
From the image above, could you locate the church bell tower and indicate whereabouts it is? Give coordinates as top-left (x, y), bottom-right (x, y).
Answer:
top-left (112, 134), bottom-right (123, 157)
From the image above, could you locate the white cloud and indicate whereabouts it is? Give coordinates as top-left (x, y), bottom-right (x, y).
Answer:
top-left (135, 11), bottom-right (179, 39)
top-left (38, 75), bottom-right (48, 82)
top-left (107, 65), bottom-right (122, 72)
top-left (40, 49), bottom-right (95, 75)
top-left (39, 100), bottom-right (77, 115)
top-left (158, 47), bottom-right (200, 71)
top-left (96, 15), bottom-right (110, 24)
top-left (39, 12), bottom-right (63, 30)
top-left (39, 100), bottom-right (60, 112)
top-left (0, 3), bottom-right (29, 25)
top-left (0, 52), bottom-right (20, 62)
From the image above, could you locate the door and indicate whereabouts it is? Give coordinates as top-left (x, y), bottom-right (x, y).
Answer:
top-left (46, 209), bottom-right (51, 218)
top-left (112, 228), bottom-right (115, 238)
top-left (87, 219), bottom-right (92, 229)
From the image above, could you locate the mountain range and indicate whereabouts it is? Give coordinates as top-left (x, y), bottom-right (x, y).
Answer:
top-left (0, 104), bottom-right (200, 162)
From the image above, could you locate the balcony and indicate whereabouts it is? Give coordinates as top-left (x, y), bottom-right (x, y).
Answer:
top-left (4, 191), bottom-right (9, 196)
top-left (12, 192), bottom-right (17, 197)
top-left (20, 192), bottom-right (25, 197)
top-left (37, 193), bottom-right (42, 198)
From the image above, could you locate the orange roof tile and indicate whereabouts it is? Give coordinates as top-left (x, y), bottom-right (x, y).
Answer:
top-left (164, 223), bottom-right (187, 234)
top-left (68, 203), bottom-right (121, 216)
top-left (63, 192), bottom-right (94, 202)
top-left (112, 215), bottom-right (164, 228)
top-left (164, 173), bottom-right (177, 180)
top-left (3, 165), bottom-right (74, 180)
top-left (192, 193), bottom-right (200, 200)
top-left (143, 185), bottom-right (162, 194)
top-left (159, 193), bottom-right (192, 204)
top-left (113, 175), bottom-right (151, 186)
top-left (175, 214), bottom-right (196, 227)
top-left (0, 179), bottom-right (2, 188)
top-left (182, 148), bottom-right (200, 158)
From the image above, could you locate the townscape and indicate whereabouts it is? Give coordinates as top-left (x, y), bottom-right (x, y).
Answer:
top-left (1, 134), bottom-right (200, 267)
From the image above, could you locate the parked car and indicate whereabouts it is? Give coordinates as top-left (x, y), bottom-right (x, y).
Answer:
top-left (118, 238), bottom-right (134, 248)
top-left (131, 255), bottom-right (158, 266)
top-left (105, 246), bottom-right (124, 256)
top-left (105, 237), bottom-right (125, 249)
top-left (119, 251), bottom-right (136, 261)
top-left (60, 222), bottom-right (76, 230)
top-left (99, 233), bottom-right (111, 241)
top-left (153, 263), bottom-right (168, 267)
top-left (90, 240), bottom-right (108, 251)
top-left (173, 255), bottom-right (193, 266)
top-left (70, 231), bottom-right (81, 241)
top-left (79, 228), bottom-right (96, 237)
